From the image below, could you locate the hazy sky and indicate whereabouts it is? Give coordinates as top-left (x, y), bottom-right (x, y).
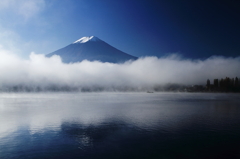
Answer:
top-left (0, 0), bottom-right (240, 59)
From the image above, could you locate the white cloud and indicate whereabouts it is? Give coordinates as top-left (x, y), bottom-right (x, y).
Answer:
top-left (0, 26), bottom-right (21, 53)
top-left (0, 0), bottom-right (45, 20)
top-left (0, 50), bottom-right (239, 91)
top-left (0, 0), bottom-right (47, 57)
top-left (19, 0), bottom-right (45, 19)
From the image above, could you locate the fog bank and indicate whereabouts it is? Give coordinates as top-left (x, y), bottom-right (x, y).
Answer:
top-left (0, 50), bottom-right (239, 91)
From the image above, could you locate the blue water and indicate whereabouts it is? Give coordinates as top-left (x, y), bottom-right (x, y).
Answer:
top-left (0, 92), bottom-right (240, 159)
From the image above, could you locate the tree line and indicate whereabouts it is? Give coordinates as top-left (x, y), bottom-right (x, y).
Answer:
top-left (206, 77), bottom-right (239, 92)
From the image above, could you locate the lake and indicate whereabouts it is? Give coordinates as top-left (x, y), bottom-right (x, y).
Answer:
top-left (0, 92), bottom-right (240, 159)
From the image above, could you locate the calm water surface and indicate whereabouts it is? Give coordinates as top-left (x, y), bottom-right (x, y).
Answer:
top-left (0, 92), bottom-right (240, 159)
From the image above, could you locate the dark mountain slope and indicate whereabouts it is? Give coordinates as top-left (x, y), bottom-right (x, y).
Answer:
top-left (46, 36), bottom-right (137, 63)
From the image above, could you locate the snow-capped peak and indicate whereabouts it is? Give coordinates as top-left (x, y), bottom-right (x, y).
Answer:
top-left (73, 36), bottom-right (99, 44)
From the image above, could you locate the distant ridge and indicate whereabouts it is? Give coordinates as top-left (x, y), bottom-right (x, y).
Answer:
top-left (46, 36), bottom-right (137, 63)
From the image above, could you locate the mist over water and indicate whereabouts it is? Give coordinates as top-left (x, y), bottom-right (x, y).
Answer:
top-left (0, 92), bottom-right (240, 159)
top-left (0, 50), bottom-right (240, 91)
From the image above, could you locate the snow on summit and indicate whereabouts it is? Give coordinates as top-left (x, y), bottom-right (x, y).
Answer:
top-left (73, 36), bottom-right (99, 43)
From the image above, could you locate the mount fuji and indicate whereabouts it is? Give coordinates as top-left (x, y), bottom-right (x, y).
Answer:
top-left (46, 36), bottom-right (137, 63)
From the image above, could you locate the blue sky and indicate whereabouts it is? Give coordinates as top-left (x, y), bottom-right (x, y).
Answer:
top-left (0, 0), bottom-right (240, 59)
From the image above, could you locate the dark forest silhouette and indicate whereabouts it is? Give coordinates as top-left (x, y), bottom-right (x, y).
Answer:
top-left (153, 77), bottom-right (240, 93)
top-left (206, 77), bottom-right (239, 92)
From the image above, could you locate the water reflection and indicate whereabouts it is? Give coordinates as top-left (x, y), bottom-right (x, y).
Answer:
top-left (0, 93), bottom-right (240, 158)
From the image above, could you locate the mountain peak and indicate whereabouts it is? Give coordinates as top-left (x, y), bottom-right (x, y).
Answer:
top-left (47, 36), bottom-right (137, 63)
top-left (73, 36), bottom-right (100, 44)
